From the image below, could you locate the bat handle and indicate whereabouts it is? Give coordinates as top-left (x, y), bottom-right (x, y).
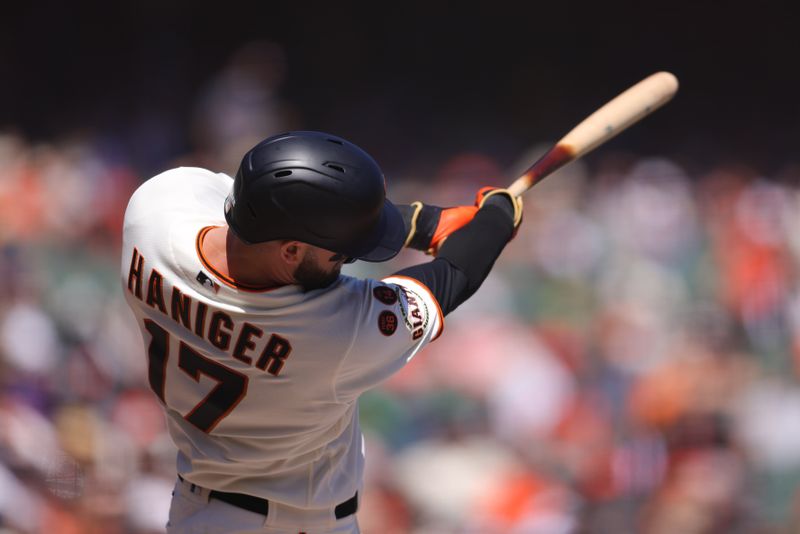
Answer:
top-left (507, 175), bottom-right (533, 197)
top-left (506, 144), bottom-right (576, 197)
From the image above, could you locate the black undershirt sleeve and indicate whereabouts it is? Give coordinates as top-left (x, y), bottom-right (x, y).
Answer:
top-left (393, 199), bottom-right (515, 315)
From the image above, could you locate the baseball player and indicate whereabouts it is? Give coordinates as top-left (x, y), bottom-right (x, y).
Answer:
top-left (120, 131), bottom-right (522, 533)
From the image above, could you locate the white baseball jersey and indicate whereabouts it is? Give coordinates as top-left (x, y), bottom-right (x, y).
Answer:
top-left (120, 167), bottom-right (443, 510)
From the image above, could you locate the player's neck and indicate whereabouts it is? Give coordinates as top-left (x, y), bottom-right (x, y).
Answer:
top-left (201, 227), bottom-right (295, 288)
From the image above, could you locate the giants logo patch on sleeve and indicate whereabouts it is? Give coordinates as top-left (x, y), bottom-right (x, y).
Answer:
top-left (397, 286), bottom-right (430, 340)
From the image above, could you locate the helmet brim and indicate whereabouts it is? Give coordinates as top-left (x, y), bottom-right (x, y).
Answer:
top-left (346, 199), bottom-right (406, 262)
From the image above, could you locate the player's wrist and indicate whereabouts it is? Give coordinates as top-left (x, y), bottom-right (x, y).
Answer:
top-left (482, 194), bottom-right (514, 218)
top-left (475, 187), bottom-right (523, 229)
top-left (398, 201), bottom-right (478, 255)
top-left (397, 202), bottom-right (423, 246)
top-left (398, 202), bottom-right (438, 249)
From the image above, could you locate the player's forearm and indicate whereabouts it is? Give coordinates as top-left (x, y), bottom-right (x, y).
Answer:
top-left (393, 201), bottom-right (515, 315)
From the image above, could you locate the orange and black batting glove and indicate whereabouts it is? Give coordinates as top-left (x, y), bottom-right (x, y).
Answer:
top-left (474, 186), bottom-right (524, 237)
top-left (397, 202), bottom-right (479, 256)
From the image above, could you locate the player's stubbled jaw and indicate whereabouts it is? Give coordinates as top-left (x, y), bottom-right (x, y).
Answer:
top-left (294, 252), bottom-right (341, 291)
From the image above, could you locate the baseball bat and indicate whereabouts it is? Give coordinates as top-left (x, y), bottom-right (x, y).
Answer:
top-left (507, 71), bottom-right (679, 197)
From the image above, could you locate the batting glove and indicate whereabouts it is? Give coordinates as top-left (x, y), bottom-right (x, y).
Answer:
top-left (398, 202), bottom-right (478, 256)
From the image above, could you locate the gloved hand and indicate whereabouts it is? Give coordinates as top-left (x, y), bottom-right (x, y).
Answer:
top-left (398, 201), bottom-right (478, 256)
top-left (474, 186), bottom-right (524, 231)
top-left (473, 186), bottom-right (524, 243)
top-left (398, 186), bottom-right (523, 256)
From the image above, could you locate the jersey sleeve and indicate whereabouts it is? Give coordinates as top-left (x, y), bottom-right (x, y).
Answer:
top-left (333, 276), bottom-right (444, 402)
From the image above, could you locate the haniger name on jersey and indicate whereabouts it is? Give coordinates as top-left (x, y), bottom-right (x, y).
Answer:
top-left (126, 246), bottom-right (291, 376)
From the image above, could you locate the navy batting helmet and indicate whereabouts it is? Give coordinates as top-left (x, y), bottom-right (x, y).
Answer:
top-left (224, 131), bottom-right (405, 262)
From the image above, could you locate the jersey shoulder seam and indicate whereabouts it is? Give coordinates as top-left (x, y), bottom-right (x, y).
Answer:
top-left (330, 279), bottom-right (366, 403)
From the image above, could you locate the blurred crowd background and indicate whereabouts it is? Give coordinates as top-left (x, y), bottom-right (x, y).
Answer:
top-left (3, 7), bottom-right (800, 533)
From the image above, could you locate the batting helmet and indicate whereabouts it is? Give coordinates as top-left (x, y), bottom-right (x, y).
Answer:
top-left (224, 131), bottom-right (406, 262)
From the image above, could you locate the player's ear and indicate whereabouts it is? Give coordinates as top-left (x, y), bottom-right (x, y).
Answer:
top-left (279, 241), bottom-right (305, 265)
